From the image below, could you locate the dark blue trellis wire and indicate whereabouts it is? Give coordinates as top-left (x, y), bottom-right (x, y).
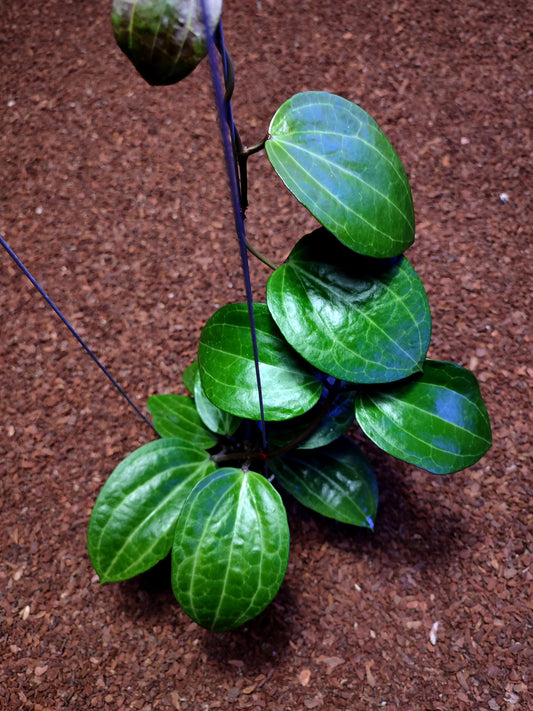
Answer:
top-left (0, 234), bottom-right (157, 434)
top-left (201, 1), bottom-right (268, 456)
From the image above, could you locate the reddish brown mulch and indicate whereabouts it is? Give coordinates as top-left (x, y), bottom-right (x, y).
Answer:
top-left (1, 1), bottom-right (531, 709)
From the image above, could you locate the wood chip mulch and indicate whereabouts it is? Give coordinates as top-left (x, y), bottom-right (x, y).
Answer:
top-left (1, 1), bottom-right (531, 709)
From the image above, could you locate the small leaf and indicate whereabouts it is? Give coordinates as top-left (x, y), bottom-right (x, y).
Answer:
top-left (355, 360), bottom-right (492, 474)
top-left (111, 0), bottom-right (223, 86)
top-left (266, 387), bottom-right (356, 450)
top-left (198, 303), bottom-right (322, 421)
top-left (88, 438), bottom-right (217, 582)
top-left (265, 92), bottom-right (414, 258)
top-left (266, 228), bottom-right (431, 383)
top-left (183, 361), bottom-right (198, 394)
top-left (172, 468), bottom-right (290, 631)
top-left (269, 437), bottom-right (378, 528)
top-left (147, 393), bottom-right (217, 447)
top-left (193, 370), bottom-right (242, 436)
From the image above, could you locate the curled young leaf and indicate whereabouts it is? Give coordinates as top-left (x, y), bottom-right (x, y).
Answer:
top-left (172, 468), bottom-right (290, 631)
top-left (111, 0), bottom-right (222, 86)
top-left (193, 370), bottom-right (242, 436)
top-left (355, 360), bottom-right (492, 474)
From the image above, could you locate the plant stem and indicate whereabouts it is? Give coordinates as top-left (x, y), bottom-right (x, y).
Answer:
top-left (210, 384), bottom-right (342, 466)
top-left (244, 239), bottom-right (278, 270)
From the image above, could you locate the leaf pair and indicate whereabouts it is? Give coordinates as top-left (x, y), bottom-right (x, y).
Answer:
top-left (88, 439), bottom-right (289, 632)
top-left (197, 226), bottom-right (432, 422)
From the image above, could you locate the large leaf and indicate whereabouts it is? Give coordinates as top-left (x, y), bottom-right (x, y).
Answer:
top-left (355, 360), bottom-right (492, 474)
top-left (266, 386), bottom-right (356, 450)
top-left (266, 228), bottom-right (431, 384)
top-left (193, 370), bottom-right (242, 436)
top-left (171, 468), bottom-right (290, 631)
top-left (270, 437), bottom-right (378, 528)
top-left (111, 0), bottom-right (222, 86)
top-left (265, 92), bottom-right (414, 258)
top-left (88, 438), bottom-right (217, 582)
top-left (147, 393), bottom-right (217, 448)
top-left (198, 303), bottom-right (322, 421)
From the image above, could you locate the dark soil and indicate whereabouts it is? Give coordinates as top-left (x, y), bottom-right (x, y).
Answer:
top-left (1, 1), bottom-right (531, 709)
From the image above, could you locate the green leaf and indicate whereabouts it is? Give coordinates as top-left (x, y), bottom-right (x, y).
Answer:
top-left (88, 438), bottom-right (217, 582)
top-left (172, 468), bottom-right (290, 631)
top-left (355, 360), bottom-right (492, 474)
top-left (198, 303), bottom-right (322, 421)
top-left (266, 228), bottom-right (431, 384)
top-left (183, 361), bottom-right (198, 394)
top-left (269, 437), bottom-right (378, 528)
top-left (266, 386), bottom-right (356, 450)
top-left (193, 370), bottom-right (242, 436)
top-left (147, 393), bottom-right (217, 448)
top-left (265, 92), bottom-right (414, 258)
top-left (111, 0), bottom-right (222, 86)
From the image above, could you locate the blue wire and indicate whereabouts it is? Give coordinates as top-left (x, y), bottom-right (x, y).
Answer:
top-left (200, 1), bottom-right (268, 456)
top-left (0, 233), bottom-right (157, 434)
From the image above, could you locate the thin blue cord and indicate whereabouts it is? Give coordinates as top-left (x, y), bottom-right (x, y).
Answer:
top-left (0, 234), bottom-right (157, 434)
top-left (200, 2), bottom-right (268, 455)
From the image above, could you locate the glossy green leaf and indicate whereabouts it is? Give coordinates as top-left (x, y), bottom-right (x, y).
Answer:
top-left (198, 303), bottom-right (322, 421)
top-left (183, 361), bottom-right (198, 394)
top-left (270, 437), bottom-right (378, 528)
top-left (88, 438), bottom-right (217, 582)
top-left (266, 386), bottom-right (356, 450)
top-left (193, 370), bottom-right (241, 436)
top-left (355, 360), bottom-right (492, 474)
top-left (267, 228), bottom-right (431, 384)
top-left (147, 393), bottom-right (217, 448)
top-left (265, 92), bottom-right (414, 258)
top-left (111, 0), bottom-right (222, 86)
top-left (172, 468), bottom-right (290, 631)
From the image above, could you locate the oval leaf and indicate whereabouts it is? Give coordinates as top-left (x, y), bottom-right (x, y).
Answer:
top-left (265, 92), bottom-right (414, 258)
top-left (198, 303), bottom-right (322, 421)
top-left (267, 228), bottom-right (431, 384)
top-left (147, 393), bottom-right (217, 448)
top-left (88, 438), bottom-right (217, 582)
top-left (193, 370), bottom-right (242, 436)
top-left (270, 437), bottom-right (378, 528)
top-left (355, 360), bottom-right (492, 474)
top-left (111, 0), bottom-right (222, 86)
top-left (172, 468), bottom-right (290, 631)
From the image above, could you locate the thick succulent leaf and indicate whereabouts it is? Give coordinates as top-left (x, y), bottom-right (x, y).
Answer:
top-left (183, 361), bottom-right (198, 394)
top-left (355, 360), bottom-right (492, 474)
top-left (265, 92), bottom-right (414, 258)
top-left (198, 303), bottom-right (322, 421)
top-left (172, 468), bottom-right (290, 631)
top-left (270, 437), bottom-right (378, 528)
top-left (111, 0), bottom-right (222, 86)
top-left (266, 387), bottom-right (356, 450)
top-left (88, 438), bottom-right (217, 582)
top-left (147, 393), bottom-right (217, 448)
top-left (266, 228), bottom-right (431, 384)
top-left (193, 370), bottom-right (242, 436)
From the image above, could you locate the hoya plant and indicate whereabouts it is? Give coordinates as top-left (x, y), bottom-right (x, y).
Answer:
top-left (87, 0), bottom-right (492, 631)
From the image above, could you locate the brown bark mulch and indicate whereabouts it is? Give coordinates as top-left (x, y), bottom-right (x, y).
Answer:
top-left (1, 1), bottom-right (531, 709)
